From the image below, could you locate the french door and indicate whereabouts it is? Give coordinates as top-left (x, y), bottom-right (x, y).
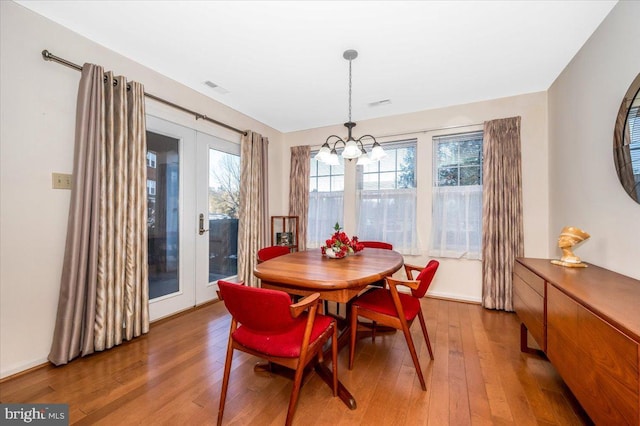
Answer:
top-left (146, 115), bottom-right (240, 321)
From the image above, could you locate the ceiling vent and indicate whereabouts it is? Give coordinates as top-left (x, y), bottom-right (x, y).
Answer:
top-left (204, 80), bottom-right (229, 94)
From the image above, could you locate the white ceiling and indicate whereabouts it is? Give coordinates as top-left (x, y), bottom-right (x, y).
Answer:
top-left (17, 0), bottom-right (617, 133)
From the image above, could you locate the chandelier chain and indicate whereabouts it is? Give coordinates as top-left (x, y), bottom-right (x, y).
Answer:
top-left (348, 57), bottom-right (352, 123)
top-left (314, 49), bottom-right (386, 165)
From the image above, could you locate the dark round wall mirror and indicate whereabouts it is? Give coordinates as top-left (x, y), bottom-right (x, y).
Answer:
top-left (614, 73), bottom-right (640, 203)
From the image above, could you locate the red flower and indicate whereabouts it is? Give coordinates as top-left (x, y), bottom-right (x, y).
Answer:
top-left (321, 223), bottom-right (364, 257)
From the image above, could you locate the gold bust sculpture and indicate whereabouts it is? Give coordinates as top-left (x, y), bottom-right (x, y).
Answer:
top-left (551, 226), bottom-right (590, 268)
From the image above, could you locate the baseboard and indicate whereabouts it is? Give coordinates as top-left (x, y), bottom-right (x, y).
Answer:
top-left (426, 290), bottom-right (482, 304)
top-left (150, 299), bottom-right (221, 326)
top-left (0, 357), bottom-right (50, 382)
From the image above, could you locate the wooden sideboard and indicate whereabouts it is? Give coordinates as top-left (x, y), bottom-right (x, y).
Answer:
top-left (514, 258), bottom-right (640, 425)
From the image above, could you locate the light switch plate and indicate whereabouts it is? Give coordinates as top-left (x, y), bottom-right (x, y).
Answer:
top-left (52, 173), bottom-right (72, 190)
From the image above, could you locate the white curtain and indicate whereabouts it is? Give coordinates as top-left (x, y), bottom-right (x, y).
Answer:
top-left (307, 191), bottom-right (343, 248)
top-left (356, 188), bottom-right (419, 254)
top-left (429, 185), bottom-right (483, 259)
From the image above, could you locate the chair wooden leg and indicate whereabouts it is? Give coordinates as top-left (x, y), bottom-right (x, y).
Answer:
top-left (217, 340), bottom-right (235, 426)
top-left (286, 358), bottom-right (307, 426)
top-left (348, 305), bottom-right (358, 370)
top-left (331, 323), bottom-right (338, 396)
top-left (400, 323), bottom-right (427, 391)
top-left (417, 310), bottom-right (434, 360)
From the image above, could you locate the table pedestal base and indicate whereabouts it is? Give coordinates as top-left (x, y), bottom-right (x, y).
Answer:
top-left (314, 362), bottom-right (357, 410)
top-left (253, 361), bottom-right (357, 410)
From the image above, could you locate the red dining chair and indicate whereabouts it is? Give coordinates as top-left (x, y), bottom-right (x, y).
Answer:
top-left (257, 245), bottom-right (291, 263)
top-left (217, 280), bottom-right (338, 426)
top-left (328, 240), bottom-right (394, 316)
top-left (360, 241), bottom-right (393, 251)
top-left (361, 241), bottom-right (393, 288)
top-left (349, 260), bottom-right (439, 390)
top-left (351, 241), bottom-right (394, 332)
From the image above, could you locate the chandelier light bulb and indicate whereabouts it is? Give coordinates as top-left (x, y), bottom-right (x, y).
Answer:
top-left (327, 149), bottom-right (340, 166)
top-left (370, 141), bottom-right (387, 161)
top-left (315, 143), bottom-right (331, 162)
top-left (342, 140), bottom-right (362, 159)
top-left (356, 152), bottom-right (372, 166)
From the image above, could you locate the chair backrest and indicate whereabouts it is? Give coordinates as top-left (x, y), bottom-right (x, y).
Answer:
top-left (218, 280), bottom-right (295, 333)
top-left (360, 241), bottom-right (393, 250)
top-left (412, 260), bottom-right (439, 298)
top-left (257, 245), bottom-right (290, 262)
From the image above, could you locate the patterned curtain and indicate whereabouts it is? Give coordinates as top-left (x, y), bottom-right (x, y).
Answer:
top-left (237, 131), bottom-right (269, 287)
top-left (288, 146), bottom-right (310, 251)
top-left (481, 116), bottom-right (523, 311)
top-left (49, 64), bottom-right (149, 366)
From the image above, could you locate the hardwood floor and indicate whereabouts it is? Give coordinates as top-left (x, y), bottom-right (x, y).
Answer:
top-left (0, 298), bottom-right (592, 425)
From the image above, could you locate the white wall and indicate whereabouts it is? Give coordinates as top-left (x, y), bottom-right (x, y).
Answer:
top-left (0, 1), bottom-right (282, 379)
top-left (548, 0), bottom-right (640, 280)
top-left (280, 91), bottom-right (550, 303)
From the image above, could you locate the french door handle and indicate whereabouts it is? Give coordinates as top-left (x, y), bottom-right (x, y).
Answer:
top-left (199, 213), bottom-right (209, 235)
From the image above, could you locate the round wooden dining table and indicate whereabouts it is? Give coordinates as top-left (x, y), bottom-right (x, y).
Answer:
top-left (253, 247), bottom-right (404, 410)
top-left (254, 247), bottom-right (404, 303)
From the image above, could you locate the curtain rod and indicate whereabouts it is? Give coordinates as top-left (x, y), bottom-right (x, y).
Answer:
top-left (41, 50), bottom-right (247, 136)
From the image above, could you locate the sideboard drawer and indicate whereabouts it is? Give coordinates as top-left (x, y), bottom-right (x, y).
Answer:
top-left (514, 261), bottom-right (544, 297)
top-left (513, 272), bottom-right (545, 349)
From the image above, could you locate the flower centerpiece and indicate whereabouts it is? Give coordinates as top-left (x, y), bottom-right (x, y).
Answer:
top-left (321, 222), bottom-right (364, 258)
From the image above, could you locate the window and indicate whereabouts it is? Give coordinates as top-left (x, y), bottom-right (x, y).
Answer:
top-left (208, 148), bottom-right (240, 280)
top-left (308, 156), bottom-right (344, 248)
top-left (429, 131), bottom-right (483, 259)
top-left (356, 140), bottom-right (418, 254)
top-left (147, 179), bottom-right (156, 196)
top-left (146, 131), bottom-right (180, 299)
top-left (146, 151), bottom-right (157, 168)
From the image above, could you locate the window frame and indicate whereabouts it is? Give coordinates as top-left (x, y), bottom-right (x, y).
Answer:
top-left (307, 153), bottom-right (345, 248)
top-left (429, 131), bottom-right (484, 260)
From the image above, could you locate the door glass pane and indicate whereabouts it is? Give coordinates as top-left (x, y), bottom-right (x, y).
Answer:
top-left (147, 131), bottom-right (180, 299)
top-left (208, 148), bottom-right (240, 281)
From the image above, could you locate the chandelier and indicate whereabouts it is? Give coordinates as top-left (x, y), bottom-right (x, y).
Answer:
top-left (315, 49), bottom-right (386, 166)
